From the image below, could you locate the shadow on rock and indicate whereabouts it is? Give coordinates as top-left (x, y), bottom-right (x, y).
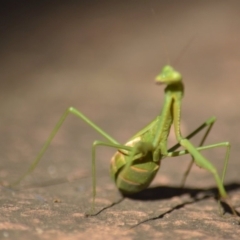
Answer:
top-left (127, 182), bottom-right (240, 229)
top-left (124, 182), bottom-right (240, 201)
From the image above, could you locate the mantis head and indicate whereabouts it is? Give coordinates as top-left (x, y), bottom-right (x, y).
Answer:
top-left (155, 65), bottom-right (182, 85)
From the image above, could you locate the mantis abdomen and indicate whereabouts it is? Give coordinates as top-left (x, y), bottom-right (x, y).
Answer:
top-left (110, 136), bottom-right (160, 194)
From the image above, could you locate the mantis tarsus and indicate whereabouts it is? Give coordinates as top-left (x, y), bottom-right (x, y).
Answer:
top-left (12, 65), bottom-right (237, 216)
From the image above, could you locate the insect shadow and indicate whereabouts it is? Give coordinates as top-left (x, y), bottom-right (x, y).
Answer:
top-left (126, 182), bottom-right (240, 229)
top-left (126, 182), bottom-right (240, 201)
top-left (86, 182), bottom-right (240, 219)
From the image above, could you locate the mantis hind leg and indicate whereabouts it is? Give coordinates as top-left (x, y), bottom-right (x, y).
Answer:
top-left (11, 107), bottom-right (119, 187)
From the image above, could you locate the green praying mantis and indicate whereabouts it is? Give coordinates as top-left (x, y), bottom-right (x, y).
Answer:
top-left (11, 65), bottom-right (237, 216)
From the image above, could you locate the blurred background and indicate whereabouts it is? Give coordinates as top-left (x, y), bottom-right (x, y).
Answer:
top-left (1, 0), bottom-right (240, 187)
top-left (1, 0), bottom-right (240, 210)
top-left (1, 0), bottom-right (240, 238)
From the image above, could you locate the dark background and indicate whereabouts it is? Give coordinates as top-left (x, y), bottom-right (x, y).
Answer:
top-left (1, 1), bottom-right (240, 239)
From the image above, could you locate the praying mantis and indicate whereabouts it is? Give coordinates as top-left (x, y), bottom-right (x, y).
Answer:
top-left (11, 65), bottom-right (236, 216)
